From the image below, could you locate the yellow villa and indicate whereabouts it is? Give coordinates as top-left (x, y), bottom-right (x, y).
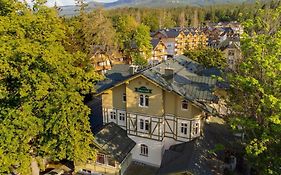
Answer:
top-left (90, 55), bottom-right (218, 169)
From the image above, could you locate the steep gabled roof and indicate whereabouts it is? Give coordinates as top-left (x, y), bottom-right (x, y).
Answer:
top-left (94, 55), bottom-right (221, 114)
top-left (95, 122), bottom-right (136, 163)
top-left (151, 38), bottom-right (161, 49)
top-left (95, 64), bottom-right (133, 93)
top-left (153, 29), bottom-right (181, 38)
top-left (142, 56), bottom-right (217, 103)
top-left (216, 38), bottom-right (240, 51)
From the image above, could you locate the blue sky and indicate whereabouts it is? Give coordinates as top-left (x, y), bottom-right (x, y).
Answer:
top-left (25, 0), bottom-right (118, 6)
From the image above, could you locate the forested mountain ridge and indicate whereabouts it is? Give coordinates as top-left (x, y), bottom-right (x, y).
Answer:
top-left (91, 0), bottom-right (255, 8)
top-left (60, 0), bottom-right (256, 16)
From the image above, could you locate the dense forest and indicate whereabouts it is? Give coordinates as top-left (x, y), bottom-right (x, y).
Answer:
top-left (62, 0), bottom-right (281, 65)
top-left (0, 0), bottom-right (280, 174)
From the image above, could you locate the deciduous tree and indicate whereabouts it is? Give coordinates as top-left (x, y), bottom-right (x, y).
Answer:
top-left (226, 4), bottom-right (281, 174)
top-left (0, 1), bottom-right (98, 174)
top-left (184, 48), bottom-right (226, 69)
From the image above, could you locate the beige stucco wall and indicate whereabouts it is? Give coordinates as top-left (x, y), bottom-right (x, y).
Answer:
top-left (175, 96), bottom-right (202, 119)
top-left (112, 84), bottom-right (126, 110)
top-left (126, 76), bottom-right (164, 116)
top-left (102, 84), bottom-right (126, 110)
top-left (101, 75), bottom-right (203, 119)
top-left (164, 91), bottom-right (202, 119)
top-left (102, 89), bottom-right (113, 109)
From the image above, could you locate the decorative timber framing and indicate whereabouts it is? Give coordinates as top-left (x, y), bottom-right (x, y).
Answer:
top-left (102, 108), bottom-right (201, 142)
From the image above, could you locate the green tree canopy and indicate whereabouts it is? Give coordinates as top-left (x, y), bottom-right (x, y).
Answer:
top-left (226, 4), bottom-right (281, 174)
top-left (113, 14), bottom-right (139, 52)
top-left (66, 6), bottom-right (117, 57)
top-left (0, 1), bottom-right (99, 174)
top-left (133, 24), bottom-right (152, 57)
top-left (184, 47), bottom-right (227, 69)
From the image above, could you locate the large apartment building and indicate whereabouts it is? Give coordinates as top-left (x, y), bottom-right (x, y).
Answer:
top-left (152, 29), bottom-right (186, 56)
top-left (183, 29), bottom-right (208, 50)
top-left (94, 55), bottom-right (218, 167)
top-left (217, 39), bottom-right (242, 71)
top-left (152, 28), bottom-right (209, 56)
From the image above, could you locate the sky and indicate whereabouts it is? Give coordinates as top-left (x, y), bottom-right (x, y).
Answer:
top-left (24, 0), bottom-right (118, 6)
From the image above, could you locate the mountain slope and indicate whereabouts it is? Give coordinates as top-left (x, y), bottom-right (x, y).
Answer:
top-left (92, 0), bottom-right (254, 8)
top-left (59, 0), bottom-right (254, 16)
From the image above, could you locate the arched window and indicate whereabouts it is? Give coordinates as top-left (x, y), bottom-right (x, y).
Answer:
top-left (145, 95), bottom-right (149, 106)
top-left (140, 144), bottom-right (148, 156)
top-left (139, 94), bottom-right (149, 107)
top-left (181, 100), bottom-right (188, 110)
top-left (139, 94), bottom-right (144, 106)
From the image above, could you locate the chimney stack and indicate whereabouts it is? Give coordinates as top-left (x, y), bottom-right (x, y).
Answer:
top-left (164, 68), bottom-right (174, 80)
top-left (129, 65), bottom-right (138, 75)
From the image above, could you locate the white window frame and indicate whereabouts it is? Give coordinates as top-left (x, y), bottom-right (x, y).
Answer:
top-left (119, 113), bottom-right (125, 121)
top-left (110, 111), bottom-right (116, 120)
top-left (139, 94), bottom-right (149, 107)
top-left (193, 122), bottom-right (200, 135)
top-left (140, 144), bottom-right (148, 156)
top-left (145, 120), bottom-right (150, 131)
top-left (139, 119), bottom-right (150, 132)
top-left (180, 123), bottom-right (188, 135)
top-left (140, 119), bottom-right (144, 130)
top-left (181, 100), bottom-right (188, 110)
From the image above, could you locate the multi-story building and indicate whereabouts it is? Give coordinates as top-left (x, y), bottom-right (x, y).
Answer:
top-left (152, 29), bottom-right (186, 56)
top-left (183, 29), bottom-right (208, 50)
top-left (91, 51), bottom-right (127, 74)
top-left (217, 39), bottom-right (242, 71)
top-left (149, 38), bottom-right (168, 65)
top-left (94, 55), bottom-right (218, 167)
top-left (91, 53), bottom-right (112, 74)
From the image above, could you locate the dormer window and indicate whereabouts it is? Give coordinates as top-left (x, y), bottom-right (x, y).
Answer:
top-left (181, 100), bottom-right (188, 110)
